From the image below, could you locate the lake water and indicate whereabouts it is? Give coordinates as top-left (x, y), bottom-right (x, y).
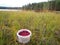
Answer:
top-left (0, 9), bottom-right (21, 11)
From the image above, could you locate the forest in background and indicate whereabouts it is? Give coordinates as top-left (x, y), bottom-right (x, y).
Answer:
top-left (22, 0), bottom-right (60, 11)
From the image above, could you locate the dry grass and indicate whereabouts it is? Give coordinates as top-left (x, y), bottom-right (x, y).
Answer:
top-left (0, 11), bottom-right (60, 45)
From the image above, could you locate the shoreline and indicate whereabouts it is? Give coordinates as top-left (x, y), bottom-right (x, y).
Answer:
top-left (0, 9), bottom-right (21, 11)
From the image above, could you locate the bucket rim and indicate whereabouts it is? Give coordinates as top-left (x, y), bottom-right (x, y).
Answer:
top-left (17, 29), bottom-right (32, 38)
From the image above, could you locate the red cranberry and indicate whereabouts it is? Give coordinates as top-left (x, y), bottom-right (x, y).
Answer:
top-left (19, 31), bottom-right (30, 36)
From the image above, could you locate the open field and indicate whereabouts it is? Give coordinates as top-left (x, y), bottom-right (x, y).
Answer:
top-left (0, 11), bottom-right (60, 45)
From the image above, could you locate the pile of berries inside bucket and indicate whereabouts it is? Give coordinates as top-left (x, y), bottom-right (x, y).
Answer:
top-left (19, 30), bottom-right (30, 36)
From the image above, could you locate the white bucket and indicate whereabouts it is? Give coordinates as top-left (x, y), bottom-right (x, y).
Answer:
top-left (17, 29), bottom-right (32, 43)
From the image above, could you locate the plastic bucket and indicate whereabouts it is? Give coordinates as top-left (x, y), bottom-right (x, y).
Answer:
top-left (17, 29), bottom-right (32, 43)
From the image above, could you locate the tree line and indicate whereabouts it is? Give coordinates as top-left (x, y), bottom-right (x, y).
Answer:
top-left (22, 0), bottom-right (60, 11)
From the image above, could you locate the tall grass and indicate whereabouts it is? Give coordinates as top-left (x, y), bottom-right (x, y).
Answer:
top-left (0, 11), bottom-right (60, 45)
